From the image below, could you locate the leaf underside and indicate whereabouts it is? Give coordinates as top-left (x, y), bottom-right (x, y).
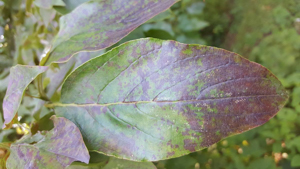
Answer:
top-left (44, 0), bottom-right (179, 65)
top-left (2, 65), bottom-right (48, 129)
top-left (6, 116), bottom-right (90, 169)
top-left (53, 38), bottom-right (288, 161)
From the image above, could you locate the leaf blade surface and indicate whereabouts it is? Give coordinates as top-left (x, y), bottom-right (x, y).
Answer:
top-left (54, 38), bottom-right (288, 161)
top-left (44, 0), bottom-right (179, 65)
top-left (6, 116), bottom-right (90, 169)
top-left (2, 65), bottom-right (48, 129)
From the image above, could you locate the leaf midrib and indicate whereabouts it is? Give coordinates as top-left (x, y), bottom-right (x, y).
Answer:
top-left (46, 94), bottom-right (284, 108)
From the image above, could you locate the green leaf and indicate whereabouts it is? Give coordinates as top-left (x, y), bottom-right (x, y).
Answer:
top-left (178, 14), bottom-right (209, 32)
top-left (291, 155), bottom-right (300, 167)
top-left (164, 155), bottom-right (198, 169)
top-left (67, 152), bottom-right (109, 169)
top-left (67, 156), bottom-right (156, 169)
top-left (43, 0), bottom-right (179, 65)
top-left (2, 65), bottom-right (48, 129)
top-left (34, 0), bottom-right (65, 9)
top-left (6, 116), bottom-right (90, 169)
top-left (52, 38), bottom-right (288, 161)
top-left (247, 157), bottom-right (276, 169)
top-left (144, 29), bottom-right (175, 40)
top-left (103, 157), bottom-right (156, 169)
top-left (186, 2), bottom-right (205, 15)
top-left (147, 9), bottom-right (174, 23)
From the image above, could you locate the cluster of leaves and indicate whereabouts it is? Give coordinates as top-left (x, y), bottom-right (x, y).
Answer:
top-left (0, 0), bottom-right (297, 169)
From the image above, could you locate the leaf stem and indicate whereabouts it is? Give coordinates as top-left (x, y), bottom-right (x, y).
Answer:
top-left (37, 74), bottom-right (50, 101)
top-left (24, 92), bottom-right (44, 100)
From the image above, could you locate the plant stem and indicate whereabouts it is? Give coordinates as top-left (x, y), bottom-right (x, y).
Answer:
top-left (24, 92), bottom-right (44, 100)
top-left (36, 74), bottom-right (50, 101)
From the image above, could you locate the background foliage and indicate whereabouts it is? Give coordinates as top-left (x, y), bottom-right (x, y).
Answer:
top-left (0, 0), bottom-right (299, 168)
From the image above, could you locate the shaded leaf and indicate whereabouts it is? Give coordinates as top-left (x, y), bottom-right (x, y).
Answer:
top-left (178, 14), bottom-right (209, 32)
top-left (67, 156), bottom-right (156, 169)
top-left (52, 38), bottom-right (288, 161)
top-left (43, 0), bottom-right (179, 65)
top-left (6, 116), bottom-right (90, 169)
top-left (67, 152), bottom-right (109, 169)
top-left (2, 65), bottom-right (48, 129)
top-left (291, 155), bottom-right (300, 167)
top-left (164, 155), bottom-right (197, 169)
top-left (186, 2), bottom-right (205, 15)
top-left (144, 29), bottom-right (175, 40)
top-left (247, 157), bottom-right (276, 169)
top-left (31, 112), bottom-right (55, 134)
top-left (147, 9), bottom-right (174, 23)
top-left (142, 21), bottom-right (175, 36)
top-left (54, 0), bottom-right (89, 14)
top-left (103, 157), bottom-right (156, 169)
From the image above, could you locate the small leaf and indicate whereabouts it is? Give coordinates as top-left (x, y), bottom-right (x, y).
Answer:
top-left (6, 116), bottom-right (90, 169)
top-left (52, 38), bottom-right (288, 161)
top-left (2, 65), bottom-right (48, 129)
top-left (43, 0), bottom-right (179, 65)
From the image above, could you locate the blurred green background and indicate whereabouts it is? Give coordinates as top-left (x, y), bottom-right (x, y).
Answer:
top-left (0, 0), bottom-right (300, 168)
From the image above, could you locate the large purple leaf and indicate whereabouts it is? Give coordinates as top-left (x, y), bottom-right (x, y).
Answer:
top-left (2, 65), bottom-right (48, 129)
top-left (42, 0), bottom-right (179, 65)
top-left (6, 116), bottom-right (90, 169)
top-left (51, 38), bottom-right (289, 161)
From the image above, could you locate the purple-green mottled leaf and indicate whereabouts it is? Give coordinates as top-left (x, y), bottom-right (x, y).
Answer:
top-left (6, 116), bottom-right (90, 169)
top-left (52, 38), bottom-right (288, 161)
top-left (43, 0), bottom-right (179, 65)
top-left (2, 65), bottom-right (48, 129)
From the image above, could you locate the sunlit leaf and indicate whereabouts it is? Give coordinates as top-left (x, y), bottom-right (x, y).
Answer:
top-left (43, 0), bottom-right (179, 65)
top-left (2, 65), bottom-right (48, 129)
top-left (6, 116), bottom-right (90, 169)
top-left (51, 38), bottom-right (288, 161)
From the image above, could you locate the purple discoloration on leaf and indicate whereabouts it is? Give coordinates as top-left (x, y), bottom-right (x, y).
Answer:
top-left (2, 65), bottom-right (48, 129)
top-left (53, 38), bottom-right (288, 161)
top-left (44, 0), bottom-right (179, 65)
top-left (6, 116), bottom-right (90, 169)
